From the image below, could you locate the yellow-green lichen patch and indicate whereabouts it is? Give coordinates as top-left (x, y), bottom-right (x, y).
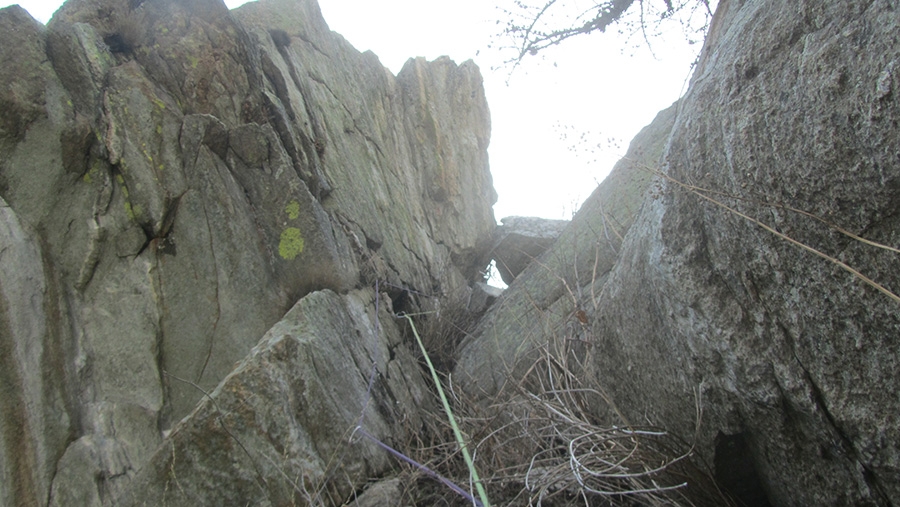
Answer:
top-left (284, 200), bottom-right (300, 220)
top-left (83, 160), bottom-right (101, 184)
top-left (278, 227), bottom-right (304, 260)
top-left (124, 201), bottom-right (142, 221)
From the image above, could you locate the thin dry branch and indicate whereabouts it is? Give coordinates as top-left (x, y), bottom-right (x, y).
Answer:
top-left (641, 161), bottom-right (900, 305)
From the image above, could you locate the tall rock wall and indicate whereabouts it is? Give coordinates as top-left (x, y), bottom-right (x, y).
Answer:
top-left (0, 0), bottom-right (495, 504)
top-left (457, 0), bottom-right (900, 505)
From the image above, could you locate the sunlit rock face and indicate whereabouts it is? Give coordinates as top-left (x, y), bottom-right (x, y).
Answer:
top-left (0, 0), bottom-right (495, 504)
top-left (456, 0), bottom-right (900, 505)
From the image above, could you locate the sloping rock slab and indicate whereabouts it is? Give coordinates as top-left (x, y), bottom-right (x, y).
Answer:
top-left (455, 102), bottom-right (678, 396)
top-left (0, 0), bottom-right (496, 504)
top-left (577, 1), bottom-right (900, 504)
top-left (115, 289), bottom-right (431, 506)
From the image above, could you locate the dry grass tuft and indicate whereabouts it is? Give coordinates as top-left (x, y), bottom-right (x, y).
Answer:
top-left (391, 308), bottom-right (733, 507)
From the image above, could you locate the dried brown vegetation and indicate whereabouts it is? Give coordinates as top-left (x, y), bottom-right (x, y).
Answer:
top-left (389, 297), bottom-right (734, 506)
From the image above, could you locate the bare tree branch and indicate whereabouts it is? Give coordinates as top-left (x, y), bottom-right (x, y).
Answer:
top-left (495, 0), bottom-right (715, 70)
top-left (516, 0), bottom-right (636, 61)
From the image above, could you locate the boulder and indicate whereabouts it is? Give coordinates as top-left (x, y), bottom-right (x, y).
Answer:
top-left (457, 0), bottom-right (900, 505)
top-left (492, 215), bottom-right (569, 285)
top-left (115, 289), bottom-right (430, 506)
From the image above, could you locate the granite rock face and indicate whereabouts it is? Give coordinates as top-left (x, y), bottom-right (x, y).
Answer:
top-left (457, 0), bottom-right (900, 505)
top-left (0, 0), bottom-right (495, 505)
top-left (6, 0), bottom-right (900, 504)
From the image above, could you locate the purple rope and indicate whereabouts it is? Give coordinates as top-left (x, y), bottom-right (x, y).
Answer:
top-left (354, 280), bottom-right (481, 506)
top-left (354, 426), bottom-right (483, 507)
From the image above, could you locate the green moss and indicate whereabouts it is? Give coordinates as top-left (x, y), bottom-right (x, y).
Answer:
top-left (284, 200), bottom-right (300, 220)
top-left (278, 227), bottom-right (304, 260)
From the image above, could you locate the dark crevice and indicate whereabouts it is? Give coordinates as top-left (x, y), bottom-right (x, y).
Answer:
top-left (388, 288), bottom-right (413, 316)
top-left (259, 50), bottom-right (331, 198)
top-left (778, 323), bottom-right (893, 506)
top-left (365, 234), bottom-right (382, 251)
top-left (713, 432), bottom-right (772, 507)
top-left (804, 371), bottom-right (893, 506)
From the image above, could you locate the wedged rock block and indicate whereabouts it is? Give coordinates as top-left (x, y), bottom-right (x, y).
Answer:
top-left (492, 215), bottom-right (569, 285)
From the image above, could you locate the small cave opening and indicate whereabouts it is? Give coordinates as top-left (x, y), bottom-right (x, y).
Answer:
top-left (104, 33), bottom-right (133, 54)
top-left (388, 287), bottom-right (413, 317)
top-left (714, 432), bottom-right (772, 507)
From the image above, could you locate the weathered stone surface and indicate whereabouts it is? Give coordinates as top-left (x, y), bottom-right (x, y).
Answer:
top-left (0, 197), bottom-right (69, 507)
top-left (350, 478), bottom-right (405, 507)
top-left (459, 1), bottom-right (900, 505)
top-left (468, 281), bottom-right (504, 315)
top-left (11, 0), bottom-right (897, 503)
top-left (118, 289), bottom-right (431, 506)
top-left (492, 215), bottom-right (570, 284)
top-left (0, 0), bottom-right (495, 504)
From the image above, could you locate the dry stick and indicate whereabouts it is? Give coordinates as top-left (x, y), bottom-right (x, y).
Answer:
top-left (640, 162), bottom-right (900, 305)
top-left (696, 187), bottom-right (900, 304)
top-left (515, 341), bottom-right (703, 502)
top-left (352, 426), bottom-right (482, 506)
top-left (659, 173), bottom-right (900, 255)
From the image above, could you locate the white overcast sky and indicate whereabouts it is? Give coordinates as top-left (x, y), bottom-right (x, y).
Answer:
top-left (3, 0), bottom-right (705, 221)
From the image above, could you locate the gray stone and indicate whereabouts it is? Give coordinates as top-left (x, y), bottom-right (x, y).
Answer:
top-left (492, 215), bottom-right (569, 285)
top-left (467, 281), bottom-right (504, 315)
top-left (0, 197), bottom-right (68, 507)
top-left (458, 1), bottom-right (900, 504)
top-left (348, 478), bottom-right (405, 507)
top-left (456, 101), bottom-right (678, 397)
top-left (117, 289), bottom-right (432, 506)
